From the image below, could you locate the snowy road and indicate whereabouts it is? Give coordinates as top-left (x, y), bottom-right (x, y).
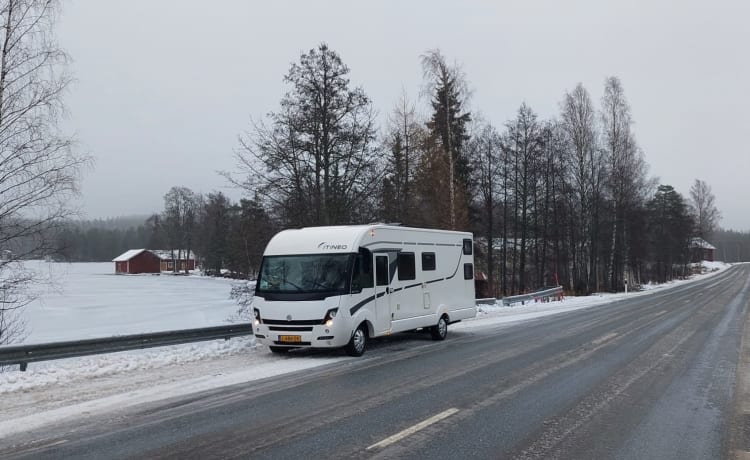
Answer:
top-left (1, 264), bottom-right (749, 459)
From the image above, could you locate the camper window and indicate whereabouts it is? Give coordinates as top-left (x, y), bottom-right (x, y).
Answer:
top-left (464, 263), bottom-right (474, 280)
top-left (351, 250), bottom-right (374, 293)
top-left (421, 252), bottom-right (436, 271)
top-left (375, 255), bottom-right (389, 286)
top-left (398, 253), bottom-right (416, 281)
top-left (463, 239), bottom-right (473, 255)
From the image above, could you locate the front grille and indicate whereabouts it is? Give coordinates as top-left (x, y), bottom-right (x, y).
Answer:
top-left (317, 336), bottom-right (334, 340)
top-left (263, 319), bottom-right (324, 326)
top-left (255, 334), bottom-right (266, 339)
top-left (269, 326), bottom-right (313, 332)
top-left (273, 341), bottom-right (311, 346)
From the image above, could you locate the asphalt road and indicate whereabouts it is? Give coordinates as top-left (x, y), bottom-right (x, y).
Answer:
top-left (3, 265), bottom-right (750, 459)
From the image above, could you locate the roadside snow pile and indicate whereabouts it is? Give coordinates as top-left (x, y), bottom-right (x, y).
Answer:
top-left (0, 336), bottom-right (258, 394)
top-left (640, 260), bottom-right (731, 291)
top-left (700, 260), bottom-right (729, 272)
top-left (469, 260), bottom-right (733, 328)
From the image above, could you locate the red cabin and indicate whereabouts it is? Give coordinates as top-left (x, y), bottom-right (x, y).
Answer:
top-left (112, 249), bottom-right (161, 274)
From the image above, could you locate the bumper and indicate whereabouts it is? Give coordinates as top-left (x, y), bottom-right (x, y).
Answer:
top-left (254, 322), bottom-right (350, 348)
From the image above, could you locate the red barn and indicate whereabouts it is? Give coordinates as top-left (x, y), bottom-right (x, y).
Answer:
top-left (690, 238), bottom-right (716, 262)
top-left (113, 249), bottom-right (161, 274)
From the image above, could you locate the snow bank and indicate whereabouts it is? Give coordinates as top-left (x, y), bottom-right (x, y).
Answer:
top-left (0, 336), bottom-right (258, 394)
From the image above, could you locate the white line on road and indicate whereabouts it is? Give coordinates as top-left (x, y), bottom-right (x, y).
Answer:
top-left (591, 332), bottom-right (618, 346)
top-left (366, 408), bottom-right (460, 451)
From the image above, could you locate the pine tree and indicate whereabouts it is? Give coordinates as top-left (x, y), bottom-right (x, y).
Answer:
top-left (420, 49), bottom-right (472, 230)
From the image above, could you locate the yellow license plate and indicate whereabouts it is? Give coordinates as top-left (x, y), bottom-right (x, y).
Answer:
top-left (278, 335), bottom-right (301, 343)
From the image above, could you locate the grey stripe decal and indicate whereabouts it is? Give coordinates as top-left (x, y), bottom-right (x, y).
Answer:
top-left (349, 291), bottom-right (388, 316)
top-left (349, 295), bottom-right (375, 315)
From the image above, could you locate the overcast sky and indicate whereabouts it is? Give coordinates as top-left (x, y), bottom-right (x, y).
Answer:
top-left (57, 0), bottom-right (750, 230)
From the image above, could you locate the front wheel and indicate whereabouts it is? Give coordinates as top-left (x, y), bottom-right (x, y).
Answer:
top-left (345, 325), bottom-right (367, 357)
top-left (430, 315), bottom-right (448, 341)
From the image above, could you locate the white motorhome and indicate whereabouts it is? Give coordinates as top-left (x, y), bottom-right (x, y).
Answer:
top-left (252, 225), bottom-right (476, 356)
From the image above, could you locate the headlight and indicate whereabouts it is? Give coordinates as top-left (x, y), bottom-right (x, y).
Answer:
top-left (253, 308), bottom-right (260, 320)
top-left (324, 308), bottom-right (338, 327)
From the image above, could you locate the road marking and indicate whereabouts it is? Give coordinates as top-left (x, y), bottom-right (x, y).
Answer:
top-left (366, 408), bottom-right (459, 450)
top-left (39, 439), bottom-right (68, 449)
top-left (591, 332), bottom-right (618, 346)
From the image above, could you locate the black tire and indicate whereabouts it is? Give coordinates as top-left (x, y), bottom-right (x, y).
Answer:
top-left (269, 346), bottom-right (289, 354)
top-left (430, 315), bottom-right (448, 341)
top-left (345, 325), bottom-right (367, 357)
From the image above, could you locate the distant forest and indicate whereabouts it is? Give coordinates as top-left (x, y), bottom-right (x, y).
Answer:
top-left (713, 229), bottom-right (750, 263)
top-left (45, 44), bottom-right (747, 295)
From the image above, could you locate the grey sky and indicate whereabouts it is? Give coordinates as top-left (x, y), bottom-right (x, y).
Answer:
top-left (58, 0), bottom-right (750, 230)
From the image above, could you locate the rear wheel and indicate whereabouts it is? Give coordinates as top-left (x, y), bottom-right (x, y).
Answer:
top-left (430, 315), bottom-right (448, 341)
top-left (269, 346), bottom-right (289, 354)
top-left (345, 325), bottom-right (367, 357)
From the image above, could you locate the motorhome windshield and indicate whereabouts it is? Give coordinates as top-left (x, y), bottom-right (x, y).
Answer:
top-left (257, 254), bottom-right (354, 294)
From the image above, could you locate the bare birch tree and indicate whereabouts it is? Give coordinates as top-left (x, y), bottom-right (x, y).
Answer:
top-left (468, 119), bottom-right (502, 295)
top-left (560, 83), bottom-right (600, 293)
top-left (689, 179), bottom-right (721, 240)
top-left (163, 186), bottom-right (199, 273)
top-left (0, 0), bottom-right (89, 345)
top-left (601, 76), bottom-right (652, 290)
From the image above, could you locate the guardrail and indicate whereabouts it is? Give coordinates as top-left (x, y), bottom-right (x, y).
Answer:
top-left (475, 298), bottom-right (497, 305)
top-left (0, 323), bottom-right (253, 372)
top-left (501, 286), bottom-right (564, 307)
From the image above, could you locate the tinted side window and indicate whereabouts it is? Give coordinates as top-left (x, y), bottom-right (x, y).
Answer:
top-left (464, 263), bottom-right (474, 280)
top-left (422, 252), bottom-right (436, 271)
top-left (351, 252), bottom-right (373, 292)
top-left (398, 253), bottom-right (416, 281)
top-left (463, 239), bottom-right (473, 255)
top-left (376, 255), bottom-right (389, 286)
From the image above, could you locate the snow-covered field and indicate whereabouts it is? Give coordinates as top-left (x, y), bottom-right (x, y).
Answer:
top-left (19, 261), bottom-right (243, 343)
top-left (0, 260), bottom-right (733, 438)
